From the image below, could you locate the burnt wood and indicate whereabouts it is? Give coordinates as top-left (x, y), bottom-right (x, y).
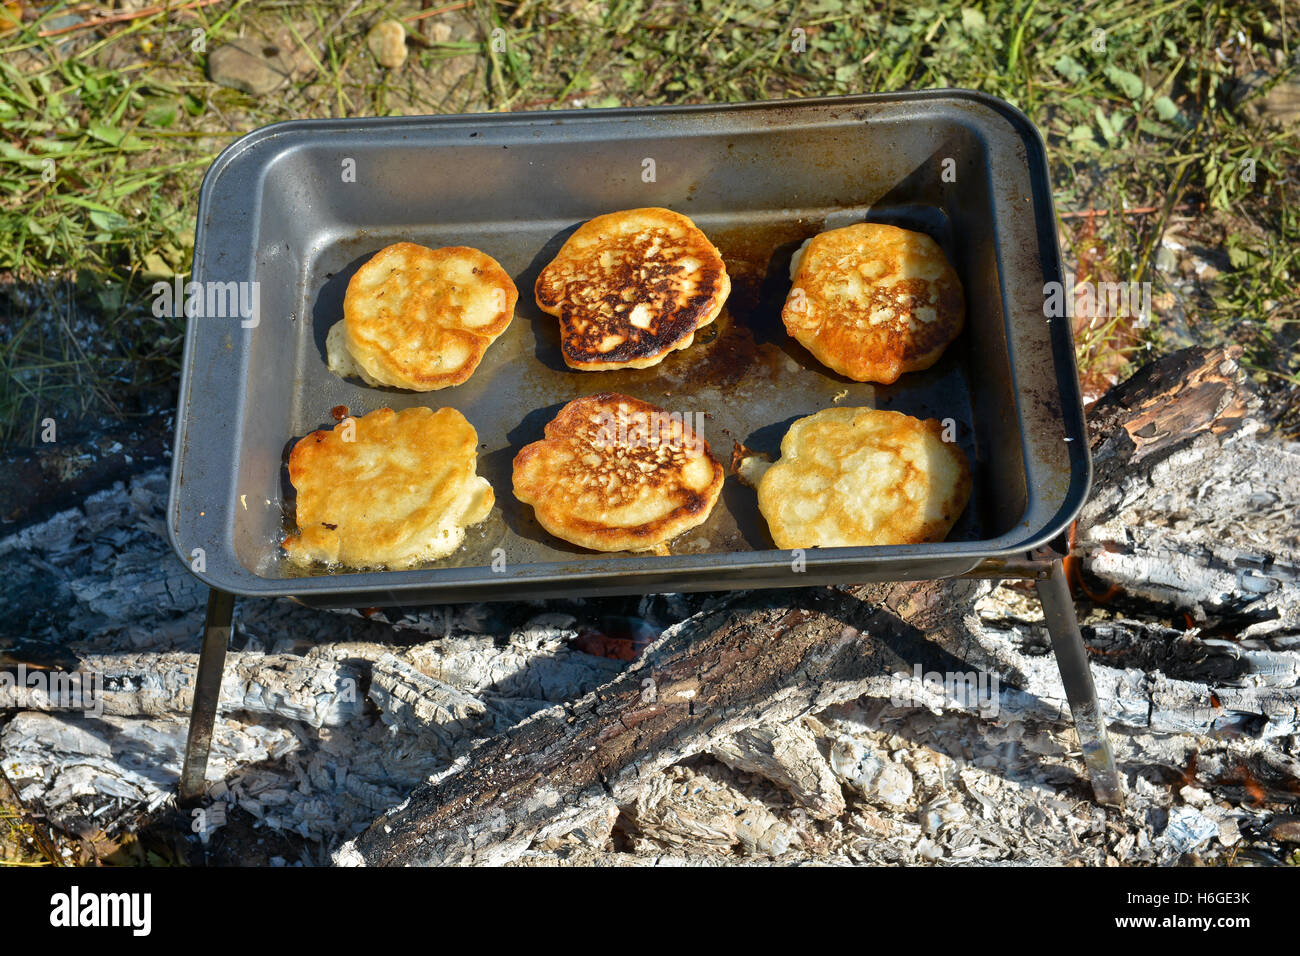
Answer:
top-left (340, 345), bottom-right (1273, 866)
top-left (340, 580), bottom-right (985, 865)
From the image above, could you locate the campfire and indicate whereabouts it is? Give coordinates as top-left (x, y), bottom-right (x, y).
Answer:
top-left (3, 345), bottom-right (1298, 866)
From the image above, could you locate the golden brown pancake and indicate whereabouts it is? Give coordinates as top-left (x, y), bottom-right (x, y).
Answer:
top-left (283, 406), bottom-right (493, 569)
top-left (755, 407), bottom-right (971, 549)
top-left (512, 393), bottom-right (725, 552)
top-left (782, 223), bottom-right (964, 384)
top-left (329, 242), bottom-right (517, 390)
top-left (534, 208), bottom-right (730, 370)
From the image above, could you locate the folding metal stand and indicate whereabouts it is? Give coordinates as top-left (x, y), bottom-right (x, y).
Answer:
top-left (178, 588), bottom-right (233, 808)
top-left (177, 552), bottom-right (1123, 807)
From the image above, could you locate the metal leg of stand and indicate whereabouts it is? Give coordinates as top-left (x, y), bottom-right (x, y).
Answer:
top-left (1036, 558), bottom-right (1124, 807)
top-left (179, 588), bottom-right (233, 807)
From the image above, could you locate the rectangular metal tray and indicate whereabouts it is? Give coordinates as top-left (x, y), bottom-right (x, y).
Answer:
top-left (168, 92), bottom-right (1090, 608)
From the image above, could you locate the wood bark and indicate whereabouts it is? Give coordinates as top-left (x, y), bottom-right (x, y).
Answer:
top-left (1077, 345), bottom-right (1299, 629)
top-left (338, 580), bottom-right (986, 865)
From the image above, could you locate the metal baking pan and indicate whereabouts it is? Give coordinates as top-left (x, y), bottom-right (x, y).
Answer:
top-left (167, 91), bottom-right (1089, 608)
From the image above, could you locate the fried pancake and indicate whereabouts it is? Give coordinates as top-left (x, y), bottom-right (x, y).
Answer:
top-left (330, 242), bottom-right (517, 390)
top-left (512, 393), bottom-right (725, 552)
top-left (534, 208), bottom-right (730, 370)
top-left (756, 407), bottom-right (971, 549)
top-left (782, 223), bottom-right (964, 384)
top-left (283, 406), bottom-right (493, 569)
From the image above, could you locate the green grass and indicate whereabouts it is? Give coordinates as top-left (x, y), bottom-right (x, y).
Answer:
top-left (2, 0), bottom-right (1297, 445)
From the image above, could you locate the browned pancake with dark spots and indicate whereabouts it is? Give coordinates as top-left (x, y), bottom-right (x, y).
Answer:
top-left (534, 208), bottom-right (731, 370)
top-left (512, 393), bottom-right (725, 552)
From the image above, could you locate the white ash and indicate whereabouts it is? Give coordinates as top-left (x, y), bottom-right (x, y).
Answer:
top-left (708, 721), bottom-right (845, 819)
top-left (621, 764), bottom-right (797, 858)
top-left (1079, 427), bottom-right (1300, 631)
top-left (0, 470), bottom-right (634, 846)
top-left (2, 454), bottom-right (1299, 866)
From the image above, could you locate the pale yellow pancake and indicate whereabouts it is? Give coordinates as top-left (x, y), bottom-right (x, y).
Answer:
top-left (756, 407), bottom-right (971, 549)
top-left (283, 406), bottom-right (493, 569)
top-left (329, 242), bottom-right (517, 390)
